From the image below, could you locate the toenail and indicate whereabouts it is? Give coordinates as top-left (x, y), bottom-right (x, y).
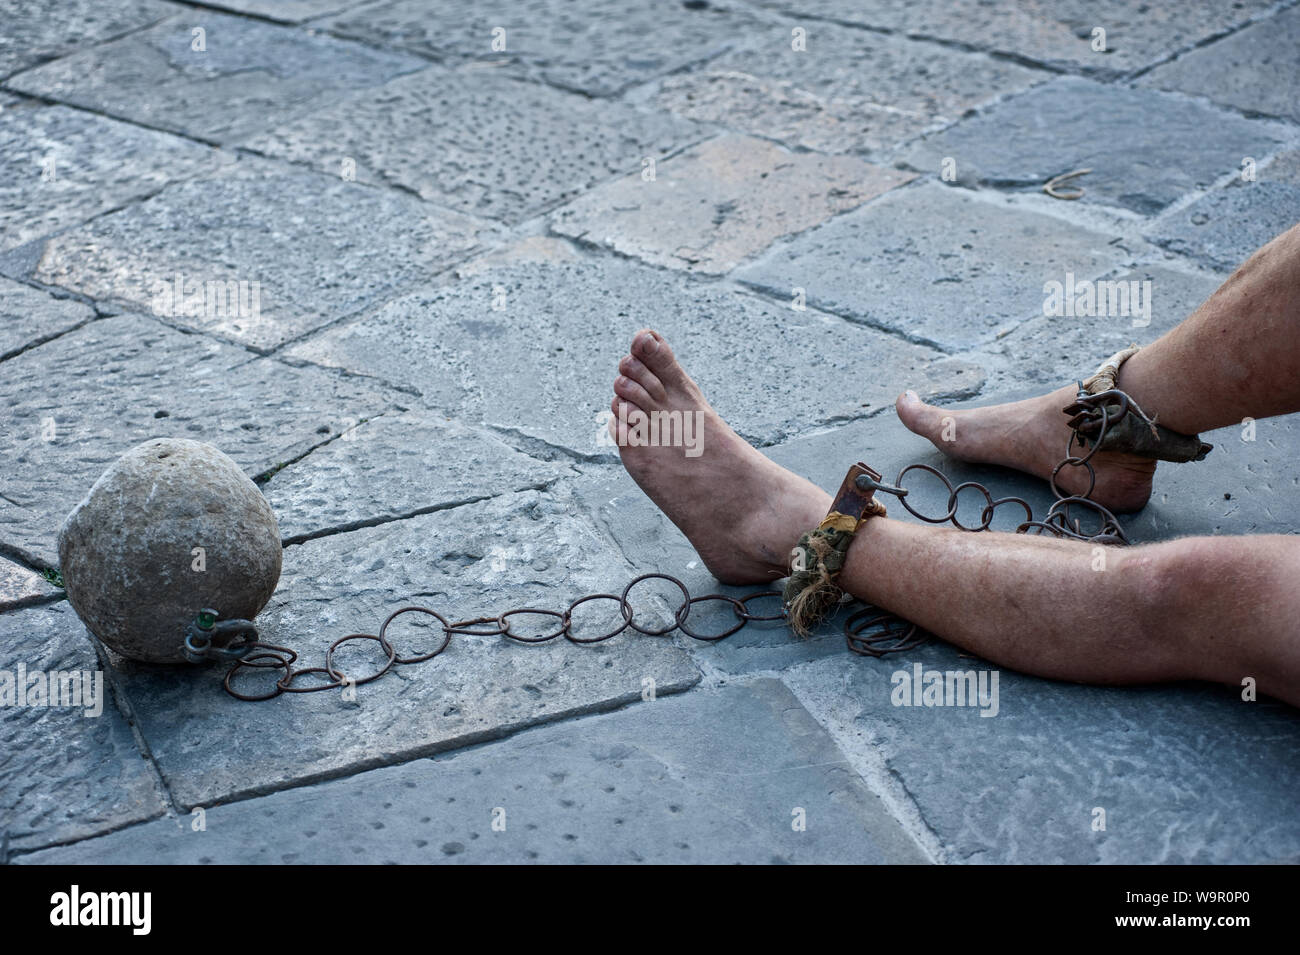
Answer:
top-left (904, 389), bottom-right (918, 400)
top-left (637, 332), bottom-right (658, 354)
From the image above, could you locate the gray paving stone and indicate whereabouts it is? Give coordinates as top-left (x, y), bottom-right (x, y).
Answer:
top-left (0, 557), bottom-right (59, 612)
top-left (974, 264), bottom-right (1224, 395)
top-left (0, 278), bottom-right (95, 361)
top-left (6, 12), bottom-right (428, 145)
top-left (21, 679), bottom-right (926, 864)
top-left (735, 182), bottom-right (1126, 351)
top-left (0, 602), bottom-right (166, 854)
top-left (24, 158), bottom-right (491, 350)
top-left (1146, 150), bottom-right (1300, 272)
top-left (262, 409), bottom-right (570, 543)
top-left (245, 64), bottom-right (701, 224)
top-left (750, 0), bottom-right (1274, 75)
top-left (0, 314), bottom-right (391, 567)
top-left (0, 101), bottom-right (221, 252)
top-left (552, 133), bottom-right (915, 274)
top-left (206, 0), bottom-right (361, 23)
top-left (784, 642), bottom-right (1300, 863)
top-left (322, 0), bottom-right (766, 97)
top-left (0, 0), bottom-right (176, 80)
top-left (1139, 6), bottom-right (1300, 125)
top-left (901, 77), bottom-right (1290, 216)
top-left (640, 26), bottom-right (1046, 156)
top-left (108, 487), bottom-right (702, 808)
top-left (286, 242), bottom-right (983, 453)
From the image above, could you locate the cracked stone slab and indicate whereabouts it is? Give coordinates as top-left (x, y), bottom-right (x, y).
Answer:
top-left (901, 77), bottom-right (1290, 217)
top-left (22, 679), bottom-right (926, 864)
top-left (1139, 6), bottom-right (1300, 126)
top-left (286, 246), bottom-right (983, 454)
top-left (735, 182), bottom-right (1126, 351)
top-left (262, 410), bottom-right (570, 543)
top-left (551, 133), bottom-right (915, 274)
top-left (244, 63), bottom-right (702, 225)
top-left (0, 0), bottom-right (177, 80)
top-left (0, 601), bottom-right (166, 854)
top-left (0, 277), bottom-right (94, 361)
top-left (6, 11), bottom-right (428, 145)
top-left (107, 488), bottom-right (702, 809)
top-left (0, 313), bottom-right (391, 567)
top-left (750, 0), bottom-right (1274, 75)
top-left (0, 101), bottom-right (221, 252)
top-left (784, 642), bottom-right (1300, 863)
top-left (24, 159), bottom-right (491, 350)
top-left (321, 0), bottom-right (767, 97)
top-left (638, 26), bottom-right (1045, 156)
top-left (974, 264), bottom-right (1223, 394)
top-left (203, 0), bottom-right (361, 23)
top-left (1146, 151), bottom-right (1300, 273)
top-left (0, 557), bottom-right (59, 612)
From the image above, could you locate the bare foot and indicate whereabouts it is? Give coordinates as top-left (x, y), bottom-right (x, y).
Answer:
top-left (611, 330), bottom-right (830, 585)
top-left (895, 385), bottom-right (1155, 513)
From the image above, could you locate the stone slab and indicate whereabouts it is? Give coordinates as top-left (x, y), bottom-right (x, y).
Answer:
top-left (244, 63), bottom-right (701, 224)
top-left (0, 0), bottom-right (176, 80)
top-left (21, 679), bottom-right (927, 863)
top-left (1146, 151), bottom-right (1300, 273)
top-left (0, 101), bottom-right (221, 252)
top-left (639, 25), bottom-right (1045, 156)
top-left (108, 488), bottom-right (702, 809)
top-left (551, 133), bottom-right (915, 274)
top-left (1139, 6), bottom-right (1300, 125)
top-left (0, 557), bottom-right (59, 613)
top-left (6, 12), bottom-right (428, 145)
top-left (0, 314), bottom-right (391, 567)
top-left (321, 0), bottom-right (766, 97)
top-left (0, 602), bottom-right (167, 855)
top-left (784, 642), bottom-right (1300, 863)
top-left (901, 77), bottom-right (1290, 216)
top-left (0, 277), bottom-right (95, 361)
top-left (973, 264), bottom-right (1223, 395)
top-left (24, 158), bottom-right (491, 351)
top-left (208, 0), bottom-right (360, 23)
top-left (285, 244), bottom-right (983, 454)
top-left (262, 409), bottom-right (570, 542)
top-left (735, 182), bottom-right (1126, 351)
top-left (750, 0), bottom-right (1274, 75)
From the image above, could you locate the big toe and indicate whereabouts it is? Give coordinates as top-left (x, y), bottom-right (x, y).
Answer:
top-left (630, 329), bottom-right (683, 384)
top-left (896, 390), bottom-right (949, 444)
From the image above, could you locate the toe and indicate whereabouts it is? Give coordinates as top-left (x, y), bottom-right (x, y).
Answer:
top-left (631, 329), bottom-right (681, 384)
top-left (614, 373), bottom-right (656, 411)
top-left (618, 353), bottom-right (666, 403)
top-left (896, 390), bottom-right (953, 445)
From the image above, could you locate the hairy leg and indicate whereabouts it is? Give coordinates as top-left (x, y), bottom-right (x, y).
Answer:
top-left (838, 520), bottom-right (1300, 705)
top-left (898, 221), bottom-right (1300, 509)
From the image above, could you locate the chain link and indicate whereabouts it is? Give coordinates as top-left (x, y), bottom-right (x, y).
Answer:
top-left (210, 385), bottom-right (1133, 697)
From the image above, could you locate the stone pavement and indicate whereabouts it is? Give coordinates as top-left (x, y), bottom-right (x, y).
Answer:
top-left (2, 0), bottom-right (1299, 865)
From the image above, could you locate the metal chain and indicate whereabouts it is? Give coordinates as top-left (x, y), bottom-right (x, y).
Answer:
top-left (206, 384), bottom-right (1133, 699)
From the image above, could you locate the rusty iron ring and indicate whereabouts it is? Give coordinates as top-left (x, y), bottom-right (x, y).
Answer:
top-left (379, 606), bottom-right (453, 664)
top-left (225, 650), bottom-right (293, 701)
top-left (324, 632), bottom-right (396, 686)
top-left (620, 573), bottom-right (691, 636)
top-left (678, 594), bottom-right (747, 641)
top-left (562, 594), bottom-right (633, 644)
top-left (498, 608), bottom-right (566, 643)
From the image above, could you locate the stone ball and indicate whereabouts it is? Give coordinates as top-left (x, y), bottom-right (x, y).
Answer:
top-left (58, 438), bottom-right (282, 664)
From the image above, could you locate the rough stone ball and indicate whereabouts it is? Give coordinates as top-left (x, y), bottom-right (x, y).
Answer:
top-left (58, 438), bottom-right (282, 664)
